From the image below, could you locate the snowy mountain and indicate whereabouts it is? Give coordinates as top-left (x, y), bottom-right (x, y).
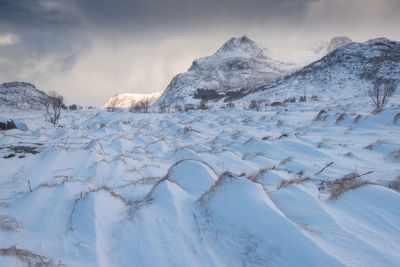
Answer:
top-left (0, 82), bottom-right (50, 111)
top-left (104, 92), bottom-right (162, 109)
top-left (155, 36), bottom-right (297, 109)
top-left (237, 38), bottom-right (400, 106)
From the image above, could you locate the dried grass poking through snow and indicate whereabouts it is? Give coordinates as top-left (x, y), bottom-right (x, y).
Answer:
top-left (0, 215), bottom-right (20, 232)
top-left (314, 110), bottom-right (327, 121)
top-left (0, 245), bottom-right (61, 266)
top-left (328, 172), bottom-right (375, 200)
top-left (388, 176), bottom-right (400, 191)
top-left (335, 113), bottom-right (346, 124)
top-left (393, 112), bottom-right (400, 123)
top-left (278, 177), bottom-right (312, 189)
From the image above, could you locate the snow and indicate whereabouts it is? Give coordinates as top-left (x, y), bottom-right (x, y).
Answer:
top-left (0, 94), bottom-right (399, 266)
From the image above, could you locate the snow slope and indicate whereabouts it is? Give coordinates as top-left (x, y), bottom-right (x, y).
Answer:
top-left (0, 95), bottom-right (399, 266)
top-left (104, 92), bottom-right (162, 109)
top-left (0, 82), bottom-right (50, 111)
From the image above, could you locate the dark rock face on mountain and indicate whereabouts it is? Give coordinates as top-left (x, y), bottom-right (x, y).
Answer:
top-left (239, 39), bottom-right (400, 104)
top-left (155, 36), bottom-right (297, 108)
top-left (0, 82), bottom-right (50, 110)
top-left (0, 119), bottom-right (17, 131)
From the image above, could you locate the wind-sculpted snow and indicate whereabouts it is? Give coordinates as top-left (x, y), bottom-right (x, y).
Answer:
top-left (0, 96), bottom-right (400, 266)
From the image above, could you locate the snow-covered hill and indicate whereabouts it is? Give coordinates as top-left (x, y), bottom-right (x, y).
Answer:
top-left (0, 95), bottom-right (400, 266)
top-left (155, 36), bottom-right (297, 109)
top-left (104, 92), bottom-right (162, 109)
top-left (237, 38), bottom-right (400, 106)
top-left (0, 82), bottom-right (50, 111)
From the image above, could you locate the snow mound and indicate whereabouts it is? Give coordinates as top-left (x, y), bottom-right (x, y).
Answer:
top-left (167, 160), bottom-right (218, 198)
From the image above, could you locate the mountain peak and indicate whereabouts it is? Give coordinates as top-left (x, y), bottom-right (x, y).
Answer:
top-left (215, 35), bottom-right (266, 57)
top-left (327, 36), bottom-right (352, 52)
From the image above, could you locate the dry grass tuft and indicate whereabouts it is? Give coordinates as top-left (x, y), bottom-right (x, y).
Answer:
top-left (353, 114), bottom-right (362, 123)
top-left (0, 215), bottom-right (20, 232)
top-left (278, 177), bottom-right (312, 189)
top-left (248, 168), bottom-right (270, 182)
top-left (335, 113), bottom-right (346, 124)
top-left (328, 172), bottom-right (374, 200)
top-left (0, 245), bottom-right (60, 266)
top-left (364, 139), bottom-right (384, 150)
top-left (388, 176), bottom-right (400, 191)
top-left (199, 172), bottom-right (236, 203)
top-left (394, 112), bottom-right (400, 123)
top-left (279, 156), bottom-right (292, 165)
top-left (386, 149), bottom-right (400, 161)
top-left (277, 133), bottom-right (289, 139)
top-left (314, 110), bottom-right (327, 121)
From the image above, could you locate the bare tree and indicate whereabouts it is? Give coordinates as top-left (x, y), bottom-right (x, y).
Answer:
top-left (369, 78), bottom-right (397, 113)
top-left (130, 98), bottom-right (151, 113)
top-left (129, 100), bottom-right (137, 112)
top-left (44, 90), bottom-right (64, 125)
top-left (139, 98), bottom-right (151, 113)
top-left (107, 95), bottom-right (119, 112)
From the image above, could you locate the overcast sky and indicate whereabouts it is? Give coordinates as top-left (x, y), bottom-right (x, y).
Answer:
top-left (0, 0), bottom-right (399, 107)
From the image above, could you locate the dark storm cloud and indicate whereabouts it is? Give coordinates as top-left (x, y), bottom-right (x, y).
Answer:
top-left (0, 0), bottom-right (315, 36)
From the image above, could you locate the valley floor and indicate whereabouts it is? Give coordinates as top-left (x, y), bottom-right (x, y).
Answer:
top-left (0, 96), bottom-right (400, 266)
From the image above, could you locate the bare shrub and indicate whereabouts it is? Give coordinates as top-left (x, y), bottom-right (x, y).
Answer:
top-left (131, 98), bottom-right (151, 113)
top-left (368, 78), bottom-right (397, 113)
top-left (278, 177), bottom-right (312, 189)
top-left (270, 101), bottom-right (283, 107)
top-left (283, 97), bottom-right (296, 103)
top-left (44, 90), bottom-right (64, 124)
top-left (106, 95), bottom-right (119, 112)
top-left (314, 109), bottom-right (327, 121)
top-left (226, 101), bottom-right (235, 108)
top-left (299, 95), bottom-right (307, 102)
top-left (198, 100), bottom-right (208, 110)
top-left (184, 104), bottom-right (196, 112)
top-left (248, 100), bottom-right (261, 111)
